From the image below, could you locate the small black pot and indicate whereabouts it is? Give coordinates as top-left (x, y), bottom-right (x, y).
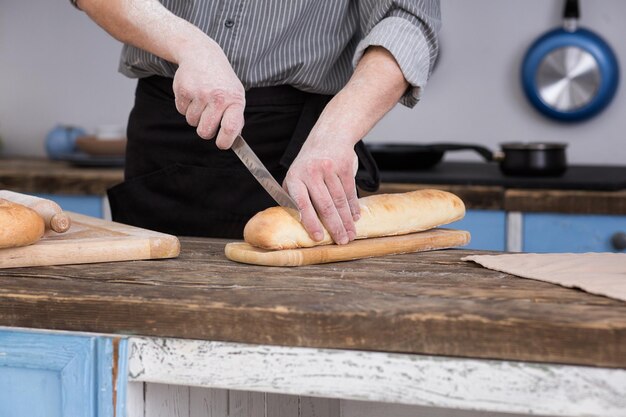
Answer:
top-left (366, 142), bottom-right (568, 177)
top-left (497, 142), bottom-right (568, 176)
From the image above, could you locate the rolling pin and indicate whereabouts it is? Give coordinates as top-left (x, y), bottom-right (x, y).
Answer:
top-left (0, 190), bottom-right (71, 233)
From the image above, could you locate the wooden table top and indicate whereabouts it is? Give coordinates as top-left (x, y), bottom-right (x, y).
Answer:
top-left (0, 238), bottom-right (624, 368)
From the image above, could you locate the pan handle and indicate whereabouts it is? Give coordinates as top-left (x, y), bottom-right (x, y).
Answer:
top-left (563, 0), bottom-right (579, 31)
top-left (564, 0), bottom-right (579, 19)
top-left (422, 143), bottom-right (496, 162)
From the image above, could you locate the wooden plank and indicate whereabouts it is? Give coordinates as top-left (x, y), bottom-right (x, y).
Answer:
top-left (225, 229), bottom-right (470, 266)
top-left (144, 383), bottom-right (189, 417)
top-left (0, 212), bottom-right (180, 268)
top-left (504, 189), bottom-right (626, 215)
top-left (300, 397), bottom-right (340, 417)
top-left (126, 382), bottom-right (145, 417)
top-left (127, 337), bottom-right (626, 417)
top-left (189, 387), bottom-right (228, 417)
top-left (266, 393), bottom-right (299, 417)
top-left (340, 400), bottom-right (507, 417)
top-left (229, 390), bottom-right (265, 417)
top-left (0, 239), bottom-right (625, 367)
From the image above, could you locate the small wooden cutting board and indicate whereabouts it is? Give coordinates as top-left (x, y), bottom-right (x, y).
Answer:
top-left (0, 212), bottom-right (180, 269)
top-left (225, 228), bottom-right (470, 267)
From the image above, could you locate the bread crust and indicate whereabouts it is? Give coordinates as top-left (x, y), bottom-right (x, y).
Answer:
top-left (244, 189), bottom-right (466, 250)
top-left (0, 198), bottom-right (46, 249)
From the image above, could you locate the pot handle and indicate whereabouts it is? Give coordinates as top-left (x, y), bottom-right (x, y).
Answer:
top-left (422, 143), bottom-right (496, 162)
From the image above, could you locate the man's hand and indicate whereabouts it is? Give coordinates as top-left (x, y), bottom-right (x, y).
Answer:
top-left (284, 138), bottom-right (360, 245)
top-left (77, 0), bottom-right (245, 148)
top-left (173, 45), bottom-right (245, 149)
top-left (286, 46), bottom-right (409, 244)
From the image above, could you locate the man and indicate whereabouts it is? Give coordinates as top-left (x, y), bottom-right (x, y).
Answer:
top-left (72, 0), bottom-right (441, 244)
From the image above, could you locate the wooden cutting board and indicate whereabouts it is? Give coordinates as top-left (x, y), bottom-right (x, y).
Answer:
top-left (225, 228), bottom-right (470, 266)
top-left (0, 212), bottom-right (180, 269)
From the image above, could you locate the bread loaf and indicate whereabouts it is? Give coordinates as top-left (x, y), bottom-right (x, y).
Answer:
top-left (244, 189), bottom-right (465, 250)
top-left (0, 198), bottom-right (46, 249)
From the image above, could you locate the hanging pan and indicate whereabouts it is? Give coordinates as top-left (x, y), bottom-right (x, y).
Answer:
top-left (521, 0), bottom-right (619, 122)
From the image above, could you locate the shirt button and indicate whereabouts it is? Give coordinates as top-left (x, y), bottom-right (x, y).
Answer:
top-left (225, 19), bottom-right (235, 28)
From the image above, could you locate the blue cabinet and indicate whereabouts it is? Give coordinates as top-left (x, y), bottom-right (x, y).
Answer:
top-left (0, 329), bottom-right (127, 417)
top-left (523, 213), bottom-right (626, 253)
top-left (451, 210), bottom-right (626, 253)
top-left (452, 209), bottom-right (506, 251)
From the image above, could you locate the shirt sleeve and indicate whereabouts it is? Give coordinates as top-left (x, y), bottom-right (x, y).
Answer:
top-left (354, 0), bottom-right (441, 107)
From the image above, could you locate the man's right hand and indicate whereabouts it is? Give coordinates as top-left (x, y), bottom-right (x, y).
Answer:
top-left (173, 44), bottom-right (246, 149)
top-left (76, 0), bottom-right (245, 149)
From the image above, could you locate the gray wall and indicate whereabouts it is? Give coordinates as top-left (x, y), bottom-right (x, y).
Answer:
top-left (1, 0), bottom-right (625, 164)
top-left (0, 0), bottom-right (135, 156)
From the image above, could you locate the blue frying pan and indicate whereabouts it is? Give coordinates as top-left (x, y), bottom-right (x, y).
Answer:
top-left (521, 0), bottom-right (620, 122)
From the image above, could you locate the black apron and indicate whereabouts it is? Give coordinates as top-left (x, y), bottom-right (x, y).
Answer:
top-left (108, 76), bottom-right (379, 238)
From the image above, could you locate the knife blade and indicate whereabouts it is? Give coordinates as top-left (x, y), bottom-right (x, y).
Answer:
top-left (231, 135), bottom-right (301, 216)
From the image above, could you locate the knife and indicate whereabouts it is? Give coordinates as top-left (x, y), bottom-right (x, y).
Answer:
top-left (231, 135), bottom-right (301, 217)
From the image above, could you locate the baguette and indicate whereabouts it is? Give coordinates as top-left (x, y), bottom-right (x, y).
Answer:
top-left (244, 189), bottom-right (465, 250)
top-left (0, 198), bottom-right (46, 249)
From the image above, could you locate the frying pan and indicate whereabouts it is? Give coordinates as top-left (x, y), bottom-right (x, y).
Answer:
top-left (521, 0), bottom-right (619, 121)
top-left (366, 142), bottom-right (568, 177)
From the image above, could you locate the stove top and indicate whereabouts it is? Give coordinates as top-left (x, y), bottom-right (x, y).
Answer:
top-left (378, 162), bottom-right (626, 191)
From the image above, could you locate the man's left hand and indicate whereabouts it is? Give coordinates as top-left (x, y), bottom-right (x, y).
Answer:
top-left (283, 138), bottom-right (360, 245)
top-left (285, 46), bottom-right (409, 245)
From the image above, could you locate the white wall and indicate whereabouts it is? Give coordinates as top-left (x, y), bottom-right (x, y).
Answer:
top-left (0, 0), bottom-right (135, 156)
top-left (368, 0), bottom-right (626, 164)
top-left (1, 0), bottom-right (625, 164)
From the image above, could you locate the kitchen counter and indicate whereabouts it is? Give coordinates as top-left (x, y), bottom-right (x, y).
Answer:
top-left (376, 182), bottom-right (626, 215)
top-left (375, 161), bottom-right (626, 215)
top-left (1, 158), bottom-right (624, 215)
top-left (0, 158), bottom-right (123, 195)
top-left (1, 237), bottom-right (624, 368)
top-left (2, 160), bottom-right (625, 416)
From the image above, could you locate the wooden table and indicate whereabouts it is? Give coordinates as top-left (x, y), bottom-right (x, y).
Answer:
top-left (0, 238), bottom-right (625, 416)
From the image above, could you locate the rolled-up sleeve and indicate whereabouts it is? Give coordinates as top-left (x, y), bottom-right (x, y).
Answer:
top-left (354, 0), bottom-right (441, 107)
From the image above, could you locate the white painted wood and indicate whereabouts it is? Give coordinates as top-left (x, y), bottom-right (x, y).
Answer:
top-left (189, 387), bottom-right (228, 417)
top-left (128, 337), bottom-right (626, 417)
top-left (144, 383), bottom-right (189, 417)
top-left (300, 397), bottom-right (340, 417)
top-left (266, 393), bottom-right (299, 417)
top-left (506, 211), bottom-right (523, 252)
top-left (229, 390), bottom-right (265, 417)
top-left (126, 382), bottom-right (145, 417)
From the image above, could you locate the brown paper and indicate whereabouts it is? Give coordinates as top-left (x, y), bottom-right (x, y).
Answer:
top-left (462, 253), bottom-right (626, 302)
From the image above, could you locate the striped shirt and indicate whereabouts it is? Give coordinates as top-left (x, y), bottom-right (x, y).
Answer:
top-left (77, 1), bottom-right (441, 107)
